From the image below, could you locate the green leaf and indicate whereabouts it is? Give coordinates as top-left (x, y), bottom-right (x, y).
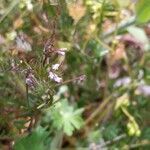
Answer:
top-left (103, 124), bottom-right (120, 140)
top-left (50, 131), bottom-right (63, 150)
top-left (142, 128), bottom-right (150, 139)
top-left (42, 2), bottom-right (56, 18)
top-left (49, 99), bottom-right (84, 136)
top-left (14, 126), bottom-right (49, 150)
top-left (88, 130), bottom-right (102, 143)
top-left (136, 0), bottom-right (150, 23)
top-left (63, 119), bottom-right (74, 136)
top-left (87, 39), bottom-right (107, 58)
top-left (70, 116), bottom-right (83, 129)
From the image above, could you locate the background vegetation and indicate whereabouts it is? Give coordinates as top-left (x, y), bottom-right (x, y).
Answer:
top-left (0, 0), bottom-right (150, 149)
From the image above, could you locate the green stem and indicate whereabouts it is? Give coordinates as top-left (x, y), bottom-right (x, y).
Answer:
top-left (102, 16), bottom-right (136, 38)
top-left (0, 0), bottom-right (19, 24)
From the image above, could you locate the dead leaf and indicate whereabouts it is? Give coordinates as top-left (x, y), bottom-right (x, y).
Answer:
top-left (112, 43), bottom-right (126, 62)
top-left (68, 3), bottom-right (86, 23)
top-left (0, 34), bottom-right (5, 45)
top-left (13, 18), bottom-right (24, 29)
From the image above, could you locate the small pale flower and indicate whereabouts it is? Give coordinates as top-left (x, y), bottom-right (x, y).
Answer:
top-left (78, 75), bottom-right (86, 82)
top-left (76, 74), bottom-right (86, 85)
top-left (26, 72), bottom-right (37, 89)
top-left (52, 64), bottom-right (60, 70)
top-left (114, 77), bottom-right (131, 88)
top-left (11, 59), bottom-right (19, 72)
top-left (48, 71), bottom-right (62, 83)
top-left (57, 48), bottom-right (67, 56)
top-left (24, 0), bottom-right (33, 11)
top-left (135, 85), bottom-right (150, 96)
top-left (57, 51), bottom-right (65, 56)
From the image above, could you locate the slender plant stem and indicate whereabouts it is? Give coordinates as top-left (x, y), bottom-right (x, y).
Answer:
top-left (123, 140), bottom-right (150, 149)
top-left (100, 134), bottom-right (126, 148)
top-left (102, 16), bottom-right (136, 39)
top-left (0, 0), bottom-right (19, 23)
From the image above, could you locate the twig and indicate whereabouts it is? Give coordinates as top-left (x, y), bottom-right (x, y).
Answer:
top-left (0, 136), bottom-right (13, 142)
top-left (26, 84), bottom-right (30, 107)
top-left (100, 134), bottom-right (126, 148)
top-left (84, 94), bottom-right (112, 125)
top-left (30, 13), bottom-right (49, 33)
top-left (27, 117), bottom-right (34, 133)
top-left (123, 140), bottom-right (150, 149)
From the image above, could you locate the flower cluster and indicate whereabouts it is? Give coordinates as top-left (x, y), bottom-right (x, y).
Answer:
top-left (25, 70), bottom-right (37, 89)
top-left (47, 48), bottom-right (67, 83)
top-left (48, 70), bottom-right (62, 83)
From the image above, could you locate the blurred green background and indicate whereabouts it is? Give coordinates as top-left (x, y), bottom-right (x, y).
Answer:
top-left (0, 0), bottom-right (150, 149)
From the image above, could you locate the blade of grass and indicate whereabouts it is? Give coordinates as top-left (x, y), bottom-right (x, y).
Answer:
top-left (0, 0), bottom-right (19, 24)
